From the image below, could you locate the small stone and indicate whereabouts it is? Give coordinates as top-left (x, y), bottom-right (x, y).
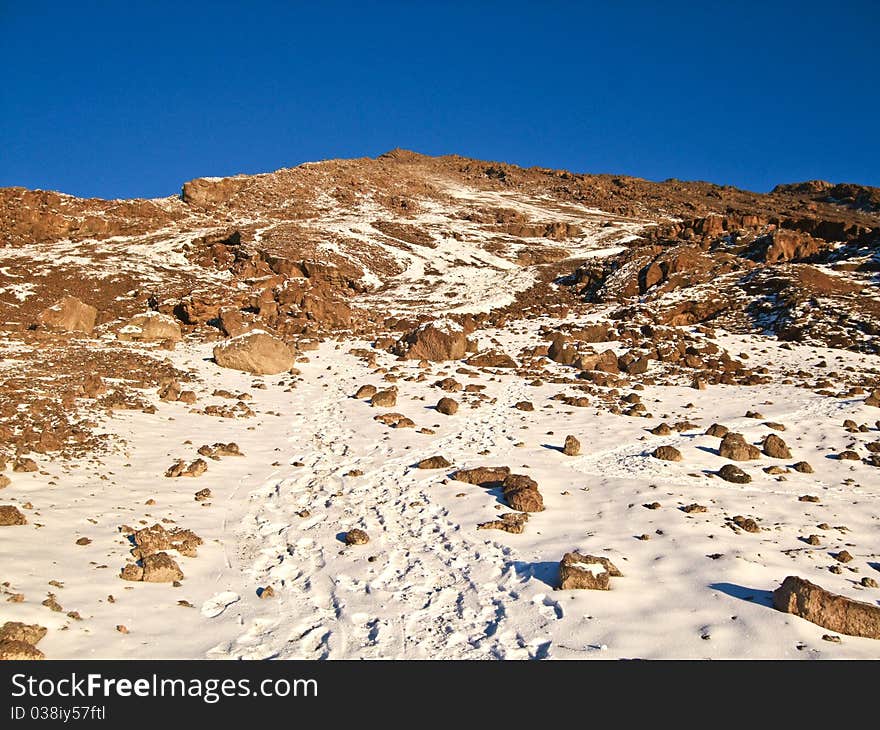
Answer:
top-left (345, 529), bottom-right (370, 546)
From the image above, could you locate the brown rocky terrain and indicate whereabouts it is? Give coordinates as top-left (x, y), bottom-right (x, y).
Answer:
top-left (2, 150), bottom-right (879, 659)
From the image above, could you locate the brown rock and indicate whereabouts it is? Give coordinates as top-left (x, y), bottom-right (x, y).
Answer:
top-left (466, 350), bottom-right (516, 368)
top-left (451, 466), bottom-right (511, 487)
top-left (344, 528), bottom-right (370, 546)
top-left (371, 389), bottom-right (397, 408)
top-left (0, 640), bottom-right (44, 660)
top-left (436, 397), bottom-right (459, 415)
top-left (141, 552), bottom-right (184, 583)
top-left (0, 622), bottom-right (46, 645)
top-left (705, 423), bottom-right (729, 438)
top-left (502, 474), bottom-right (544, 512)
top-left (397, 320), bottom-right (468, 361)
top-left (118, 312), bottom-right (182, 342)
top-left (652, 445), bottom-right (682, 462)
top-left (213, 331), bottom-right (294, 375)
top-left (417, 455), bottom-right (452, 469)
top-left (773, 575), bottom-right (880, 639)
top-left (793, 461), bottom-right (814, 473)
top-left (514, 401), bottom-right (534, 411)
top-left (0, 506), bottom-right (27, 526)
top-left (477, 512), bottom-right (529, 534)
top-left (355, 384), bottom-right (377, 399)
top-left (718, 464), bottom-right (751, 483)
top-left (763, 433), bottom-right (792, 459)
top-left (558, 552), bottom-right (622, 590)
top-left (563, 435), bottom-right (581, 456)
top-left (719, 433), bottom-right (761, 460)
top-left (37, 296), bottom-right (97, 334)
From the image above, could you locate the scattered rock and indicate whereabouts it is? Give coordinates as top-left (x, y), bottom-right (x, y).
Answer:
top-left (502, 474), bottom-right (544, 512)
top-left (164, 458), bottom-right (208, 478)
top-left (718, 464), bottom-right (751, 483)
top-left (345, 529), bottom-right (370, 546)
top-left (773, 575), bottom-right (880, 639)
top-left (652, 445), bottom-right (682, 462)
top-left (478, 512), bottom-right (529, 534)
top-left (563, 435), bottom-right (581, 456)
top-left (371, 389), bottom-right (398, 408)
top-left (417, 455), bottom-right (452, 469)
top-left (436, 397), bottom-right (459, 415)
top-left (719, 433), bottom-right (761, 460)
top-left (558, 552), bottom-right (622, 590)
top-left (763, 433), bottom-right (792, 459)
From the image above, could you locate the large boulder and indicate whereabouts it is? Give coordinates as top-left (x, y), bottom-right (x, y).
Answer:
top-left (773, 575), bottom-right (880, 639)
top-left (118, 312), bottom-right (182, 342)
top-left (719, 433), bottom-right (761, 460)
top-left (36, 296), bottom-right (97, 334)
top-left (213, 330), bottom-right (295, 375)
top-left (396, 319), bottom-right (469, 361)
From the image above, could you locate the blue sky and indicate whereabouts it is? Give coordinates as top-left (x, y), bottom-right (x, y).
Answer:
top-left (2, 1), bottom-right (878, 198)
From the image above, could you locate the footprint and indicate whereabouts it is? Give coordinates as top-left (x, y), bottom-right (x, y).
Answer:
top-left (201, 591), bottom-right (241, 618)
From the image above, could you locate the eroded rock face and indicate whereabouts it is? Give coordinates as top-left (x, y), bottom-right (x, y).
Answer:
top-left (773, 575), bottom-right (880, 639)
top-left (37, 296), bottom-right (98, 334)
top-left (118, 312), bottom-right (182, 342)
top-left (213, 330), bottom-right (294, 374)
top-left (396, 319), bottom-right (469, 361)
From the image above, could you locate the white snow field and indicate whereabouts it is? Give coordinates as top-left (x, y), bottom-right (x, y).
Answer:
top-left (2, 315), bottom-right (879, 660)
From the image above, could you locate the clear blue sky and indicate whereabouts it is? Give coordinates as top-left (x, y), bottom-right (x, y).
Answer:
top-left (2, 1), bottom-right (878, 199)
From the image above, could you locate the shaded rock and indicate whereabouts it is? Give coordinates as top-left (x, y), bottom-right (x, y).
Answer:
top-left (502, 473), bottom-right (544, 512)
top-left (478, 512), bottom-right (529, 534)
top-left (213, 330), bottom-right (294, 375)
top-left (705, 423), bottom-right (729, 438)
top-left (563, 435), bottom-right (581, 456)
top-left (355, 384), bottom-right (377, 399)
top-left (514, 401), bottom-right (534, 411)
top-left (37, 295), bottom-right (97, 334)
top-left (793, 461), bottom-right (814, 473)
top-left (652, 445), bottom-right (682, 462)
top-left (763, 433), bottom-right (792, 459)
top-left (417, 455), bottom-right (452, 469)
top-left (436, 397), bottom-right (459, 415)
top-left (451, 466), bottom-right (511, 487)
top-left (773, 575), bottom-right (880, 639)
top-left (718, 464), bottom-right (751, 483)
top-left (732, 515), bottom-right (760, 532)
top-left (371, 389), bottom-right (398, 408)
